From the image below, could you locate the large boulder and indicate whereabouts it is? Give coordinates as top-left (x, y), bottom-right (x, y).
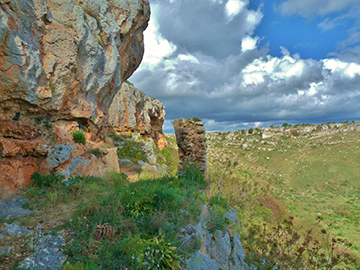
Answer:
top-left (109, 81), bottom-right (167, 149)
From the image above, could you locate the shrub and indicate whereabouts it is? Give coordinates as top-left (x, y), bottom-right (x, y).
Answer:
top-left (124, 235), bottom-right (181, 270)
top-left (73, 130), bottom-right (86, 145)
top-left (248, 128), bottom-right (254, 134)
top-left (87, 148), bottom-right (103, 158)
top-left (206, 204), bottom-right (230, 233)
top-left (209, 195), bottom-right (229, 211)
top-left (192, 117), bottom-right (202, 122)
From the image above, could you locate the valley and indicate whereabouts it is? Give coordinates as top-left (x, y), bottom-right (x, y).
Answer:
top-left (206, 122), bottom-right (360, 267)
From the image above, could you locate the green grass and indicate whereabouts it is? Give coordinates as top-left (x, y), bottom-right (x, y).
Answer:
top-left (206, 125), bottom-right (360, 268)
top-left (0, 167), bottom-right (208, 269)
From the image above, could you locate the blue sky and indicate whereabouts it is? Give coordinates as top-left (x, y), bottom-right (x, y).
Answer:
top-left (253, 0), bottom-right (348, 59)
top-left (130, 0), bottom-right (360, 133)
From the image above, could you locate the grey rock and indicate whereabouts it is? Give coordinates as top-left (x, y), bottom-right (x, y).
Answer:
top-left (137, 160), bottom-right (147, 166)
top-left (119, 158), bottom-right (131, 163)
top-left (224, 207), bottom-right (237, 224)
top-left (17, 234), bottom-right (66, 270)
top-left (0, 246), bottom-right (11, 255)
top-left (186, 251), bottom-right (221, 270)
top-left (46, 143), bottom-right (73, 169)
top-left (2, 222), bottom-right (33, 236)
top-left (212, 230), bottom-right (231, 268)
top-left (0, 196), bottom-right (35, 219)
top-left (59, 157), bottom-right (89, 178)
top-left (230, 232), bottom-right (249, 270)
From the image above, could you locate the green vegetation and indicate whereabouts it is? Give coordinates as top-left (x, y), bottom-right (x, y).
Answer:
top-left (87, 148), bottom-right (103, 158)
top-left (1, 167), bottom-right (207, 269)
top-left (192, 117), bottom-right (202, 122)
top-left (117, 140), bottom-right (146, 163)
top-left (207, 123), bottom-right (360, 268)
top-left (244, 216), bottom-right (352, 269)
top-left (73, 130), bottom-right (86, 145)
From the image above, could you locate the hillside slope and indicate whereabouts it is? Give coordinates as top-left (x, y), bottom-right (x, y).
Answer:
top-left (206, 122), bottom-right (360, 267)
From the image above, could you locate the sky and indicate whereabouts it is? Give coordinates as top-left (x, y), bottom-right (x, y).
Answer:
top-left (130, 0), bottom-right (360, 133)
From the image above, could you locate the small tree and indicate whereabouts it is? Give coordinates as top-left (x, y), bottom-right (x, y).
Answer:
top-left (248, 128), bottom-right (254, 134)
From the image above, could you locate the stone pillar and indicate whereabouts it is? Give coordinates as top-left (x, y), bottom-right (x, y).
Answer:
top-left (172, 119), bottom-right (207, 179)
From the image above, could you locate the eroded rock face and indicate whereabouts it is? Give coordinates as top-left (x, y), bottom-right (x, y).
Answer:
top-left (0, 0), bottom-right (150, 122)
top-left (109, 81), bottom-right (167, 149)
top-left (0, 0), bottom-right (150, 191)
top-left (172, 119), bottom-right (207, 177)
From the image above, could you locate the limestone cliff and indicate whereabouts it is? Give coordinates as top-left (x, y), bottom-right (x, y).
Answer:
top-left (0, 0), bottom-right (151, 191)
top-left (0, 0), bottom-right (149, 124)
top-left (108, 81), bottom-right (166, 149)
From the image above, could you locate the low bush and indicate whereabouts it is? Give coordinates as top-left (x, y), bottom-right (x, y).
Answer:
top-left (30, 172), bottom-right (65, 188)
top-left (73, 130), bottom-right (86, 145)
top-left (206, 204), bottom-right (231, 233)
top-left (87, 148), bottom-right (103, 158)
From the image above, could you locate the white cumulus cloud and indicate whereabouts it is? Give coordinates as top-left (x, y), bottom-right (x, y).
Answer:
top-left (241, 35), bottom-right (259, 52)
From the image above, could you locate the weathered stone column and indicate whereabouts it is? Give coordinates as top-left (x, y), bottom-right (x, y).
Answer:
top-left (172, 118), bottom-right (207, 179)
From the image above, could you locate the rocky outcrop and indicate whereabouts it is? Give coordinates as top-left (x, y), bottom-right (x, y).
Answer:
top-left (0, 0), bottom-right (150, 191)
top-left (172, 118), bottom-right (207, 177)
top-left (0, 0), bottom-right (150, 122)
top-left (108, 81), bottom-right (167, 149)
top-left (182, 206), bottom-right (251, 270)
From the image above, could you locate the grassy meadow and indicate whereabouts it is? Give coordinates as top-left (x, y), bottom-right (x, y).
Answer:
top-left (206, 123), bottom-right (360, 268)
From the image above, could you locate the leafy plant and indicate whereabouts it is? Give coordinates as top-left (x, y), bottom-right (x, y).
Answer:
top-left (73, 130), bottom-right (86, 145)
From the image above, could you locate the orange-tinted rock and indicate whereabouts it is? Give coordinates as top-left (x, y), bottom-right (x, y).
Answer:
top-left (0, 0), bottom-right (150, 124)
top-left (0, 158), bottom-right (40, 191)
top-left (0, 138), bottom-right (47, 158)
